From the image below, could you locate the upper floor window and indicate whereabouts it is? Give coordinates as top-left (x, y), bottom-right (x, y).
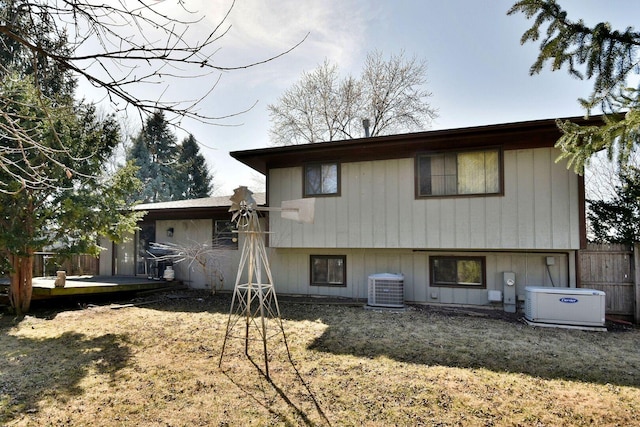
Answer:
top-left (304, 162), bottom-right (339, 197)
top-left (416, 148), bottom-right (501, 197)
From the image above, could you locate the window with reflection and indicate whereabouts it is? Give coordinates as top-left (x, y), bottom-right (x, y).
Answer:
top-left (430, 256), bottom-right (485, 288)
top-left (304, 162), bottom-right (339, 196)
top-left (310, 255), bottom-right (346, 286)
top-left (417, 149), bottom-right (501, 197)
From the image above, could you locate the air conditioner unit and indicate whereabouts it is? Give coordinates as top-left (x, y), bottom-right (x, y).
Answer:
top-left (368, 273), bottom-right (404, 308)
top-left (524, 286), bottom-right (606, 329)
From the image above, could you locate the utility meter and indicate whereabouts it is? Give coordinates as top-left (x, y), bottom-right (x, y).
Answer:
top-left (503, 271), bottom-right (517, 313)
top-left (504, 272), bottom-right (516, 286)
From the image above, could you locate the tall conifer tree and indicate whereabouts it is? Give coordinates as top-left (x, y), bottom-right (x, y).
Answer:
top-left (177, 134), bottom-right (214, 199)
top-left (128, 111), bottom-right (180, 203)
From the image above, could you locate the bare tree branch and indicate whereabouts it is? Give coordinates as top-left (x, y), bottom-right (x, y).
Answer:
top-left (268, 51), bottom-right (437, 146)
top-left (0, 0), bottom-right (306, 191)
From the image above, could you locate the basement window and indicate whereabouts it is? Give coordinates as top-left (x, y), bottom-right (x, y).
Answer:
top-left (310, 255), bottom-right (346, 287)
top-left (430, 256), bottom-right (486, 288)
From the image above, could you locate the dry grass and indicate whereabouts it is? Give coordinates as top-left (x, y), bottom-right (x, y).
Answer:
top-left (1, 290), bottom-right (639, 426)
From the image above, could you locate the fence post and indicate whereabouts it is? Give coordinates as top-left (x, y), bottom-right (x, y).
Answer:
top-left (634, 243), bottom-right (640, 324)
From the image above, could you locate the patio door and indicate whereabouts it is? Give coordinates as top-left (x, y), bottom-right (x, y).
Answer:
top-left (114, 238), bottom-right (135, 275)
top-left (136, 223), bottom-right (156, 276)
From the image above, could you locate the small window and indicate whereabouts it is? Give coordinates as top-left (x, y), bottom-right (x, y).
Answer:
top-left (430, 256), bottom-right (485, 288)
top-left (304, 162), bottom-right (339, 196)
top-left (417, 149), bottom-right (501, 197)
top-left (310, 255), bottom-right (346, 287)
top-left (213, 219), bottom-right (237, 249)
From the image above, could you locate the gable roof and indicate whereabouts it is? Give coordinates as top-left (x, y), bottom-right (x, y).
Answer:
top-left (231, 116), bottom-right (601, 174)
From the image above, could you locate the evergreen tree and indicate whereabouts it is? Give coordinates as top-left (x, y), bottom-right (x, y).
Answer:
top-left (177, 134), bottom-right (214, 199)
top-left (0, 2), bottom-right (141, 315)
top-left (0, 0), bottom-right (302, 170)
top-left (0, 76), bottom-right (142, 315)
top-left (0, 1), bottom-right (76, 101)
top-left (128, 111), bottom-right (180, 203)
top-left (509, 1), bottom-right (640, 171)
top-left (588, 166), bottom-right (640, 244)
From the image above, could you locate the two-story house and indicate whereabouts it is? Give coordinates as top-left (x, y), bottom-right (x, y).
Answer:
top-left (230, 117), bottom-right (590, 307)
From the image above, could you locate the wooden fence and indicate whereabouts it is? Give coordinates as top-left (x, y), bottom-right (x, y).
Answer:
top-left (32, 253), bottom-right (99, 277)
top-left (579, 243), bottom-right (638, 322)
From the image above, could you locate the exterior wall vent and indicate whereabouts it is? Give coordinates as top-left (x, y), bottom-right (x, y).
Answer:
top-left (367, 273), bottom-right (404, 308)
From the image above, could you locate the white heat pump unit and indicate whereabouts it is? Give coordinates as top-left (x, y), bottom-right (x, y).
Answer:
top-left (524, 286), bottom-right (606, 329)
top-left (367, 273), bottom-right (404, 308)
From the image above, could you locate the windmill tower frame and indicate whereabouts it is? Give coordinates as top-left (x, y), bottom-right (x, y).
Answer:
top-left (218, 186), bottom-right (314, 379)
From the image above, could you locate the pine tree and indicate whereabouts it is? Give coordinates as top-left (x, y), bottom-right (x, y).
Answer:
top-left (588, 166), bottom-right (640, 244)
top-left (177, 134), bottom-right (214, 199)
top-left (508, 0), bottom-right (640, 171)
top-left (128, 111), bottom-right (180, 202)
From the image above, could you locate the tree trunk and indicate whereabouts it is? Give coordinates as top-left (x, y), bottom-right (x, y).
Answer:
top-left (9, 251), bottom-right (34, 316)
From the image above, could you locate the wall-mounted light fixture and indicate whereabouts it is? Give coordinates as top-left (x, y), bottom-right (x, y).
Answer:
top-left (166, 227), bottom-right (174, 237)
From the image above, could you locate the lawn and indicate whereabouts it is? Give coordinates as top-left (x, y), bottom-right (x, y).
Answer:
top-left (1, 290), bottom-right (639, 426)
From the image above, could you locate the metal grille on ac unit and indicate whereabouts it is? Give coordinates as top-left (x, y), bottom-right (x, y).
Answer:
top-left (367, 273), bottom-right (404, 308)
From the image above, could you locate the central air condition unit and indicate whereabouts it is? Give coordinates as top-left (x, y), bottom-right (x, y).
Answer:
top-left (524, 286), bottom-right (606, 330)
top-left (368, 273), bottom-right (404, 308)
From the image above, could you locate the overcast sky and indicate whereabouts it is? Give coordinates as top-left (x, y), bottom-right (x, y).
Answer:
top-left (78, 0), bottom-right (640, 195)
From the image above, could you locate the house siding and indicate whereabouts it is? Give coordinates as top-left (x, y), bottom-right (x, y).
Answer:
top-left (154, 218), bottom-right (272, 291)
top-left (103, 219), bottom-right (253, 292)
top-left (268, 147), bottom-right (580, 251)
top-left (269, 248), bottom-right (571, 304)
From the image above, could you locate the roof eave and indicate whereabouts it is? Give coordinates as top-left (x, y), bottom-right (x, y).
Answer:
top-left (231, 115), bottom-right (602, 174)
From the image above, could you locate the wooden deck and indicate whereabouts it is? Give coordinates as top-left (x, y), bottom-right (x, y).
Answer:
top-left (0, 275), bottom-right (183, 301)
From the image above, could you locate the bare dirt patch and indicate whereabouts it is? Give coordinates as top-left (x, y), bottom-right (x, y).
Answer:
top-left (1, 290), bottom-right (639, 426)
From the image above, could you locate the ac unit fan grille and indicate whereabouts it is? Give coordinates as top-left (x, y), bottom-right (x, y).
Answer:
top-left (368, 277), bottom-right (404, 308)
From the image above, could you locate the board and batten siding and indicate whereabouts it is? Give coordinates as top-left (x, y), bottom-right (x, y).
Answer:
top-left (154, 218), bottom-right (252, 291)
top-left (268, 147), bottom-right (580, 250)
top-left (268, 248), bottom-right (569, 302)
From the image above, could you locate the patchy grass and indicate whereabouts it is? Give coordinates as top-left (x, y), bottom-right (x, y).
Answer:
top-left (1, 291), bottom-right (639, 426)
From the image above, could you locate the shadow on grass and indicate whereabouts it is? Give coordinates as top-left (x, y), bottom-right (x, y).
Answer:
top-left (278, 302), bottom-right (640, 389)
top-left (9, 290), bottom-right (639, 391)
top-left (0, 323), bottom-right (131, 425)
top-left (222, 353), bottom-right (332, 427)
top-left (96, 290), bottom-right (640, 388)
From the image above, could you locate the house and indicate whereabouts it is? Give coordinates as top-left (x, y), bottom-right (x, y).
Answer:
top-left (100, 116), bottom-right (593, 310)
top-left (229, 116), bottom-right (592, 308)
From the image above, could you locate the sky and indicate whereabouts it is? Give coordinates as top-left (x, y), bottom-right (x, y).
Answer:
top-left (77, 0), bottom-right (640, 195)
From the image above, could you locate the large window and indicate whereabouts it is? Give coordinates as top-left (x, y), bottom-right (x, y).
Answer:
top-left (417, 149), bottom-right (501, 197)
top-left (213, 219), bottom-right (237, 249)
top-left (304, 162), bottom-right (339, 196)
top-left (310, 255), bottom-right (346, 287)
top-left (430, 256), bottom-right (485, 288)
